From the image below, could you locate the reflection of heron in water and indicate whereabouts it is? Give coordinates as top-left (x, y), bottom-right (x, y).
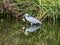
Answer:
top-left (24, 13), bottom-right (41, 26)
top-left (24, 25), bottom-right (40, 35)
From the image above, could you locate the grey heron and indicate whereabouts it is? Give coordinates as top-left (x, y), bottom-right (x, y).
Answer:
top-left (24, 13), bottom-right (41, 26)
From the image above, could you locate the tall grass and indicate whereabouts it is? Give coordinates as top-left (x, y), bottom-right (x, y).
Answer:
top-left (33, 0), bottom-right (59, 22)
top-left (10, 0), bottom-right (59, 22)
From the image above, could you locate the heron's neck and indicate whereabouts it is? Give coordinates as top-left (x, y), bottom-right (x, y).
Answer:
top-left (25, 16), bottom-right (28, 18)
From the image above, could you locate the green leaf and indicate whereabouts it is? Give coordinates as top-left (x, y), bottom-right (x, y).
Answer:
top-left (15, 0), bottom-right (21, 3)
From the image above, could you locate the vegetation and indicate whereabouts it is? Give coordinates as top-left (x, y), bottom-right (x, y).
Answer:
top-left (0, 0), bottom-right (60, 45)
top-left (0, 0), bottom-right (59, 22)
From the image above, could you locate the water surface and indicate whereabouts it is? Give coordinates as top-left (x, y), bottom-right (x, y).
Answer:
top-left (0, 18), bottom-right (60, 45)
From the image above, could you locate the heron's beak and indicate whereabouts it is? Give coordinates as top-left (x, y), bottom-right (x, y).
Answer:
top-left (22, 15), bottom-right (24, 18)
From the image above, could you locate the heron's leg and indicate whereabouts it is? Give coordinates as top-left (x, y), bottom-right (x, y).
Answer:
top-left (31, 23), bottom-right (33, 26)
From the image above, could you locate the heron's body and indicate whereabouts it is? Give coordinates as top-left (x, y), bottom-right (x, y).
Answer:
top-left (24, 13), bottom-right (41, 25)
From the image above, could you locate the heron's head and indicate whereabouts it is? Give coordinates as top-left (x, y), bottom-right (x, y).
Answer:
top-left (24, 13), bottom-right (29, 17)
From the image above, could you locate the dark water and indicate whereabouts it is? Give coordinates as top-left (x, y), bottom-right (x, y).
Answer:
top-left (0, 18), bottom-right (60, 45)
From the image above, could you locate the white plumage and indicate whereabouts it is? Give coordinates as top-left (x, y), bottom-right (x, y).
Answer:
top-left (24, 13), bottom-right (41, 25)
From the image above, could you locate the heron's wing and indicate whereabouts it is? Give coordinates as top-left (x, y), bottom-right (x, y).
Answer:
top-left (27, 16), bottom-right (40, 23)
